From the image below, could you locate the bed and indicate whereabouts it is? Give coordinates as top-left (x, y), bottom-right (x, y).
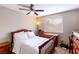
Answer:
top-left (11, 29), bottom-right (58, 54)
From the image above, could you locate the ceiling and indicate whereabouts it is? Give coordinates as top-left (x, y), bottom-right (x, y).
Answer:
top-left (0, 4), bottom-right (79, 16)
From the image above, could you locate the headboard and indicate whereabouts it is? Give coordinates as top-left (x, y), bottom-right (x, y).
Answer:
top-left (11, 29), bottom-right (32, 50)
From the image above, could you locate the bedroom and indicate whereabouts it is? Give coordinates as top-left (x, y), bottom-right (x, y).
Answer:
top-left (0, 4), bottom-right (79, 54)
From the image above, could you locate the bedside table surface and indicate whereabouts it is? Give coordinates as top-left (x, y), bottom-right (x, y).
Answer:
top-left (0, 42), bottom-right (10, 47)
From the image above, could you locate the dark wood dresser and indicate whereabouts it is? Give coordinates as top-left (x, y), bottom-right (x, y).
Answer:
top-left (69, 32), bottom-right (79, 54)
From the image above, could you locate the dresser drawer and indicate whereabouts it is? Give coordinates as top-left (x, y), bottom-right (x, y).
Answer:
top-left (0, 42), bottom-right (11, 54)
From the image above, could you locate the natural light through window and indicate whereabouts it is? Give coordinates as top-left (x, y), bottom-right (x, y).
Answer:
top-left (41, 15), bottom-right (63, 33)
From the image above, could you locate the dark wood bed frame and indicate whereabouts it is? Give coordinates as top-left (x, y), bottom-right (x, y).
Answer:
top-left (11, 29), bottom-right (58, 54)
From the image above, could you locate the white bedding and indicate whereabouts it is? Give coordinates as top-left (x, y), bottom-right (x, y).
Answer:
top-left (23, 36), bottom-right (49, 47)
top-left (12, 36), bottom-right (53, 54)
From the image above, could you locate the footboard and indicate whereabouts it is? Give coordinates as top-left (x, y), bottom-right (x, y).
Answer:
top-left (39, 36), bottom-right (58, 54)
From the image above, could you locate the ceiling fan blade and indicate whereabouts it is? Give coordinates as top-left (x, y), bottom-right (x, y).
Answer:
top-left (19, 8), bottom-right (29, 11)
top-left (26, 11), bottom-right (31, 15)
top-left (34, 12), bottom-right (38, 16)
top-left (35, 10), bottom-right (44, 12)
top-left (18, 4), bottom-right (30, 8)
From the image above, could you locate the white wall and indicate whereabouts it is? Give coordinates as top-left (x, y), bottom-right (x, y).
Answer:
top-left (62, 10), bottom-right (79, 44)
top-left (0, 6), bottom-right (36, 43)
top-left (40, 9), bottom-right (79, 45)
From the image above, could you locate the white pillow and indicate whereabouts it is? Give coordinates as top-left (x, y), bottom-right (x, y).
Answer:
top-left (14, 31), bottom-right (28, 40)
top-left (25, 32), bottom-right (36, 38)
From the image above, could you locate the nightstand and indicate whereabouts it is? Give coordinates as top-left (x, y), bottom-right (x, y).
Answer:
top-left (0, 41), bottom-right (11, 54)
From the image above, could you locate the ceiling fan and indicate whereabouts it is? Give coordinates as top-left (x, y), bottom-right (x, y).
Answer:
top-left (18, 4), bottom-right (44, 16)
